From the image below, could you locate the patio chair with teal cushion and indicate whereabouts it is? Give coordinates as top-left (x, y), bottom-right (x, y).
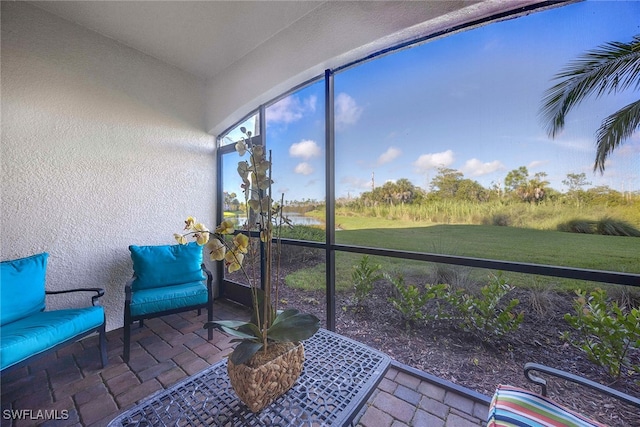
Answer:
top-left (123, 243), bottom-right (214, 362)
top-left (1, 252), bottom-right (107, 372)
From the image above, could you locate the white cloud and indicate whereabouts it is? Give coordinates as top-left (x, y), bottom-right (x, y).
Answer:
top-left (413, 150), bottom-right (455, 173)
top-left (617, 137), bottom-right (640, 155)
top-left (378, 147), bottom-right (401, 165)
top-left (289, 139), bottom-right (321, 160)
top-left (340, 175), bottom-right (372, 191)
top-left (335, 93), bottom-right (363, 129)
top-left (461, 158), bottom-right (505, 176)
top-left (528, 160), bottom-right (549, 170)
top-left (304, 95), bottom-right (317, 112)
top-left (266, 95), bottom-right (316, 124)
top-left (547, 137), bottom-right (592, 152)
top-left (294, 162), bottom-right (314, 175)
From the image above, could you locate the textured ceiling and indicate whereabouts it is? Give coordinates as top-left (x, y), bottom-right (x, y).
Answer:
top-left (30, 1), bottom-right (326, 80)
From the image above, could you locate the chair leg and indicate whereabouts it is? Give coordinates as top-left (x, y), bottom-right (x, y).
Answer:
top-left (123, 321), bottom-right (131, 363)
top-left (207, 301), bottom-right (213, 341)
top-left (99, 323), bottom-right (108, 368)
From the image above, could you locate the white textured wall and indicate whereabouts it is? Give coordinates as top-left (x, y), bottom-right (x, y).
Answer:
top-left (1, 2), bottom-right (215, 331)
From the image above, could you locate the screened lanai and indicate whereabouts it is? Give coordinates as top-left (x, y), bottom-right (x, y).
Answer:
top-left (2, 1), bottom-right (639, 425)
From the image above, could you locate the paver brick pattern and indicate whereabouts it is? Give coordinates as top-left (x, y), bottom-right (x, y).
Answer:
top-left (1, 299), bottom-right (489, 427)
top-left (356, 367), bottom-right (488, 427)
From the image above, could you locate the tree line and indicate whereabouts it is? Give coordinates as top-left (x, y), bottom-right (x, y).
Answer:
top-left (225, 166), bottom-right (637, 213)
top-left (354, 167), bottom-right (637, 207)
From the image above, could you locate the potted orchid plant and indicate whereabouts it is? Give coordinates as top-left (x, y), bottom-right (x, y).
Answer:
top-left (175, 127), bottom-right (320, 368)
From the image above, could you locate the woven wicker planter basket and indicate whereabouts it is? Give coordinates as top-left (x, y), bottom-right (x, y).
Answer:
top-left (227, 342), bottom-right (305, 413)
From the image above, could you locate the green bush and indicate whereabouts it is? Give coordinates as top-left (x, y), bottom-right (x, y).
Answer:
top-left (386, 273), bottom-right (447, 330)
top-left (484, 213), bottom-right (510, 226)
top-left (429, 263), bottom-right (473, 290)
top-left (351, 256), bottom-right (383, 307)
top-left (557, 217), bottom-right (640, 237)
top-left (596, 217), bottom-right (640, 237)
top-left (562, 288), bottom-right (640, 379)
top-left (557, 219), bottom-right (596, 234)
top-left (279, 224), bottom-right (324, 241)
top-left (385, 273), bottom-right (523, 337)
top-left (443, 273), bottom-right (523, 340)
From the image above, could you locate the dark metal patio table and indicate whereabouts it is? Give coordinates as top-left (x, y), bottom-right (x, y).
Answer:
top-left (108, 329), bottom-right (391, 426)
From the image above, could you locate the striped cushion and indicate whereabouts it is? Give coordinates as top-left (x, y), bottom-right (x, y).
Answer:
top-left (487, 384), bottom-right (606, 427)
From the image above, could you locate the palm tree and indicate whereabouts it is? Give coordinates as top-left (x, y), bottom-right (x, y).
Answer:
top-left (540, 35), bottom-right (640, 173)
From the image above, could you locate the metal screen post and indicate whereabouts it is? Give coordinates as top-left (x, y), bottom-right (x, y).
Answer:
top-left (325, 69), bottom-right (336, 331)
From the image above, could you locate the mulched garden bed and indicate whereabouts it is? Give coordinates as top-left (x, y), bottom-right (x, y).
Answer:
top-left (275, 271), bottom-right (640, 427)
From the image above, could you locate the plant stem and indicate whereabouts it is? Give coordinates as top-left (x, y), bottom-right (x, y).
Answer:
top-left (261, 149), bottom-right (274, 350)
top-left (275, 193), bottom-right (285, 314)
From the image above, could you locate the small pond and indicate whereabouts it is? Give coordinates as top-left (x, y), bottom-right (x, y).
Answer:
top-left (226, 212), bottom-right (324, 227)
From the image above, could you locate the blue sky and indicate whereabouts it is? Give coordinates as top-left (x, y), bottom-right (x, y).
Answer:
top-left (225, 0), bottom-right (640, 203)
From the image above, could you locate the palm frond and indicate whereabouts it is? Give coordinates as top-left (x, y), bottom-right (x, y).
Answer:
top-left (540, 34), bottom-right (640, 137)
top-left (594, 99), bottom-right (640, 173)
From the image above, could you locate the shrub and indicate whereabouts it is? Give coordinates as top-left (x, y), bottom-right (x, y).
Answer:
top-left (279, 224), bottom-right (324, 241)
top-left (525, 280), bottom-right (555, 318)
top-left (557, 217), bottom-right (640, 236)
top-left (562, 288), bottom-right (640, 379)
top-left (557, 219), bottom-right (595, 234)
top-left (485, 213), bottom-right (510, 226)
top-left (443, 272), bottom-right (523, 340)
top-left (386, 273), bottom-right (447, 330)
top-left (429, 263), bottom-right (473, 291)
top-left (607, 285), bottom-right (640, 312)
top-left (351, 256), bottom-right (383, 307)
top-left (596, 217), bottom-right (640, 237)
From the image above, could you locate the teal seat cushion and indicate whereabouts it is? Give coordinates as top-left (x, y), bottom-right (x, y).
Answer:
top-left (0, 306), bottom-right (104, 370)
top-left (129, 243), bottom-right (204, 291)
top-left (129, 281), bottom-right (208, 317)
top-left (0, 253), bottom-right (48, 326)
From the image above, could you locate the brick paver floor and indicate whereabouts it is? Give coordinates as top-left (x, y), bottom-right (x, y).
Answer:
top-left (1, 299), bottom-right (489, 427)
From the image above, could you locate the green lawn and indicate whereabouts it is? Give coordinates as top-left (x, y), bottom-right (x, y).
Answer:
top-left (336, 222), bottom-right (639, 273)
top-left (285, 216), bottom-right (639, 292)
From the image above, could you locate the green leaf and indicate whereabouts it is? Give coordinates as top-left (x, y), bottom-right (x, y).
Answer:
top-left (206, 320), bottom-right (263, 341)
top-left (218, 325), bottom-right (258, 341)
top-left (231, 341), bottom-right (264, 365)
top-left (271, 309), bottom-right (300, 326)
top-left (267, 313), bottom-right (320, 342)
top-left (206, 320), bottom-right (252, 329)
top-left (539, 35), bottom-right (640, 171)
top-left (238, 322), bottom-right (263, 338)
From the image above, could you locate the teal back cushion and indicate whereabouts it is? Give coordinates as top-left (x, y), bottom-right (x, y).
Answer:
top-left (1, 253), bottom-right (48, 326)
top-left (129, 243), bottom-right (204, 290)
